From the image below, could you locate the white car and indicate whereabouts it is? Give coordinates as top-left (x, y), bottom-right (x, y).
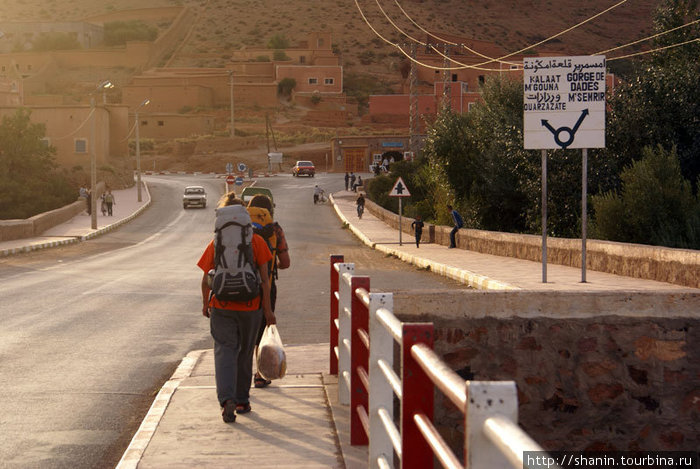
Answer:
top-left (183, 186), bottom-right (207, 209)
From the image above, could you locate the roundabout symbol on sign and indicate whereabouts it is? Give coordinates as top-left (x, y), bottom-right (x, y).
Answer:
top-left (540, 109), bottom-right (589, 150)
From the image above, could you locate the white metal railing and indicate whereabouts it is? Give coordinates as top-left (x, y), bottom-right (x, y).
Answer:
top-left (330, 256), bottom-right (557, 469)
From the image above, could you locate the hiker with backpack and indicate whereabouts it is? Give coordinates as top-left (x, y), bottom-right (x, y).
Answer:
top-left (247, 194), bottom-right (290, 388)
top-left (197, 192), bottom-right (275, 423)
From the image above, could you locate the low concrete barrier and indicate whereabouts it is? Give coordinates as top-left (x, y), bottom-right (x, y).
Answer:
top-left (394, 289), bottom-right (700, 454)
top-left (0, 182), bottom-right (105, 241)
top-left (364, 199), bottom-right (700, 288)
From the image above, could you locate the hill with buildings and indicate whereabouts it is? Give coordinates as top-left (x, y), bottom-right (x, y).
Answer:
top-left (0, 0), bottom-right (661, 173)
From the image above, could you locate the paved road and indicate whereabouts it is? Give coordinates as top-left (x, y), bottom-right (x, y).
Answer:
top-left (0, 172), bottom-right (465, 468)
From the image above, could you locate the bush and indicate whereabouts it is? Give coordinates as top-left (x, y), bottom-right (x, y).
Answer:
top-left (272, 49), bottom-right (290, 61)
top-left (592, 145), bottom-right (700, 248)
top-left (310, 94), bottom-right (322, 105)
top-left (104, 20), bottom-right (158, 46)
top-left (277, 77), bottom-right (296, 97)
top-left (255, 55), bottom-right (271, 62)
top-left (32, 33), bottom-right (81, 51)
top-left (267, 34), bottom-right (290, 49)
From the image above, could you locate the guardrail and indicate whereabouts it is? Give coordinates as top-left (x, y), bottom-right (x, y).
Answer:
top-left (330, 255), bottom-right (557, 469)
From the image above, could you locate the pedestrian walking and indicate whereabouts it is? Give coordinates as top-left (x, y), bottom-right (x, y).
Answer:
top-left (100, 194), bottom-right (107, 216)
top-left (104, 190), bottom-right (115, 216)
top-left (197, 192), bottom-right (275, 423)
top-left (350, 173), bottom-right (356, 191)
top-left (411, 215), bottom-right (424, 248)
top-left (356, 192), bottom-right (365, 219)
top-left (247, 194), bottom-right (290, 389)
top-left (344, 172), bottom-right (349, 191)
top-left (447, 204), bottom-right (463, 249)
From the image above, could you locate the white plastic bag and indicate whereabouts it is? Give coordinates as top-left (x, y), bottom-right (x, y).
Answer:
top-left (256, 325), bottom-right (287, 380)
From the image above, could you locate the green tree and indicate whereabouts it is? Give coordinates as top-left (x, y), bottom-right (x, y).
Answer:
top-left (273, 49), bottom-right (290, 61)
top-left (277, 77), bottom-right (296, 97)
top-left (267, 34), bottom-right (289, 50)
top-left (0, 108), bottom-right (75, 219)
top-left (605, 0), bottom-right (700, 192)
top-left (591, 145), bottom-right (700, 248)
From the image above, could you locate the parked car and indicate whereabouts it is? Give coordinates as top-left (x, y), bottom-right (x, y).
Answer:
top-left (292, 160), bottom-right (315, 177)
top-left (183, 186), bottom-right (207, 209)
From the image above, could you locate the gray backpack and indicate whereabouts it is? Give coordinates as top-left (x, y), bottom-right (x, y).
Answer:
top-left (210, 204), bottom-right (261, 303)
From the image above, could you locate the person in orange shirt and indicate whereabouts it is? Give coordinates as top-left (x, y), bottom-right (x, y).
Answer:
top-left (197, 192), bottom-right (275, 423)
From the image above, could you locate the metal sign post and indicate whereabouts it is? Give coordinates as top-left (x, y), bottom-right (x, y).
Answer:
top-left (389, 177), bottom-right (411, 247)
top-left (582, 148), bottom-right (588, 282)
top-left (541, 149), bottom-right (547, 283)
top-left (524, 55), bottom-right (606, 283)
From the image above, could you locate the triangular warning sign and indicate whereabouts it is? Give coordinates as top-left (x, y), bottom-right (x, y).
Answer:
top-left (389, 177), bottom-right (411, 197)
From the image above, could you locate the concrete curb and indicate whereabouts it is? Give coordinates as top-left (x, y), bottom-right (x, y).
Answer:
top-left (115, 349), bottom-right (206, 469)
top-left (0, 237), bottom-right (80, 257)
top-left (330, 193), bottom-right (518, 291)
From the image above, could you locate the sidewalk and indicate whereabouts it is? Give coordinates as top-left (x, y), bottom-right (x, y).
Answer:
top-left (116, 189), bottom-right (696, 469)
top-left (0, 183), bottom-right (151, 256)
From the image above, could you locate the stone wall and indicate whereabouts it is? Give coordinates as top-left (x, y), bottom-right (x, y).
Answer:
top-left (364, 199), bottom-right (700, 288)
top-left (0, 181), bottom-right (105, 241)
top-left (393, 290), bottom-right (700, 453)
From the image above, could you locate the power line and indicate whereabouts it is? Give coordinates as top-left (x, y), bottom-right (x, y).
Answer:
top-left (595, 18), bottom-right (700, 55)
top-left (391, 0), bottom-right (629, 65)
top-left (608, 36), bottom-right (700, 61)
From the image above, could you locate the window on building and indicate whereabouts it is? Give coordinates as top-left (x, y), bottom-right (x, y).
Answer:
top-left (300, 56), bottom-right (306, 64)
top-left (468, 102), bottom-right (475, 112)
top-left (75, 139), bottom-right (87, 153)
top-left (308, 77), bottom-right (318, 85)
top-left (157, 121), bottom-right (164, 126)
top-left (452, 73), bottom-right (457, 81)
top-left (1, 66), bottom-right (5, 72)
top-left (141, 120), bottom-right (148, 126)
top-left (27, 64), bottom-right (32, 71)
top-left (40, 138), bottom-right (50, 148)
top-left (510, 64), bottom-right (519, 70)
top-left (478, 75), bottom-right (485, 85)
top-left (462, 83), bottom-right (469, 93)
top-left (324, 78), bottom-right (334, 85)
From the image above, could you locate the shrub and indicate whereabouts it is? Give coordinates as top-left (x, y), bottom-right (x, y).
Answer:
top-left (104, 20), bottom-right (158, 46)
top-left (277, 78), bottom-right (296, 97)
top-left (272, 49), bottom-right (290, 61)
top-left (267, 34), bottom-right (289, 49)
top-left (591, 145), bottom-right (700, 248)
top-left (32, 33), bottom-right (81, 51)
top-left (255, 55), bottom-right (271, 62)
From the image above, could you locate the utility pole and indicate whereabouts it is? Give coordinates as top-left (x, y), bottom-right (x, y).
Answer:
top-left (441, 44), bottom-right (451, 112)
top-left (229, 71), bottom-right (234, 138)
top-left (409, 43), bottom-right (419, 155)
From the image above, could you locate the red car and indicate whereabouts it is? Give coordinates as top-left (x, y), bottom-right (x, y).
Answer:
top-left (292, 160), bottom-right (315, 177)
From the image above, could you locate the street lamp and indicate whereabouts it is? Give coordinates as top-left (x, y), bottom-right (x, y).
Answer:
top-left (229, 70), bottom-right (234, 138)
top-left (135, 98), bottom-right (150, 202)
top-left (90, 80), bottom-right (114, 230)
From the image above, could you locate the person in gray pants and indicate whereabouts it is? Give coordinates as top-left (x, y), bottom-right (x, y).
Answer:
top-left (197, 193), bottom-right (275, 423)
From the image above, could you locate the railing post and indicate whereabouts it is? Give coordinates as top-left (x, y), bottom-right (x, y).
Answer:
top-left (330, 255), bottom-right (344, 375)
top-left (368, 293), bottom-right (394, 469)
top-left (337, 263), bottom-right (355, 405)
top-left (401, 323), bottom-right (434, 469)
top-left (350, 276), bottom-right (370, 446)
top-left (465, 381), bottom-right (518, 469)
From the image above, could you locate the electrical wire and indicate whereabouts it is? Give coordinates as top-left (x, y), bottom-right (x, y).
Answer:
top-left (389, 0), bottom-right (629, 67)
top-left (372, 0), bottom-right (515, 71)
top-left (52, 107), bottom-right (95, 141)
top-left (607, 36), bottom-right (700, 60)
top-left (595, 18), bottom-right (700, 55)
